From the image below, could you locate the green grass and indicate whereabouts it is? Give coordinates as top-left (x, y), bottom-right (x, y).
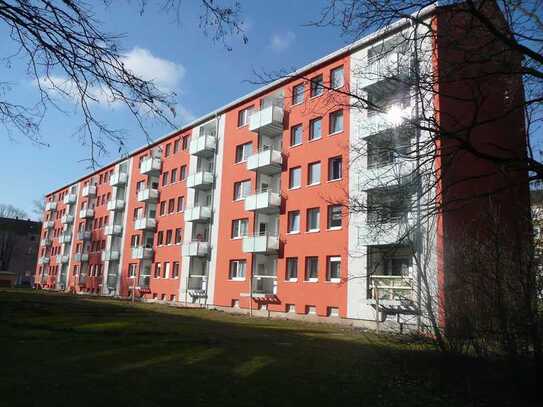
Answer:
top-left (0, 290), bottom-right (536, 407)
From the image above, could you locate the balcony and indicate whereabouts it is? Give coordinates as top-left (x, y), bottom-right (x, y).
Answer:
top-left (189, 134), bottom-right (216, 158)
top-left (61, 214), bottom-right (74, 224)
top-left (360, 52), bottom-right (412, 89)
top-left (43, 220), bottom-right (54, 229)
top-left (359, 159), bottom-right (416, 191)
top-left (247, 148), bottom-right (282, 174)
top-left (361, 106), bottom-right (412, 137)
top-left (134, 217), bottom-right (156, 231)
top-left (242, 233), bottom-right (279, 254)
top-left (38, 256), bottom-right (50, 265)
top-left (368, 275), bottom-right (414, 306)
top-left (244, 191), bottom-right (281, 213)
top-left (102, 250), bottom-right (120, 261)
top-left (105, 224), bottom-right (123, 236)
top-left (45, 201), bottom-right (57, 211)
top-left (182, 241), bottom-right (210, 257)
top-left (58, 233), bottom-right (71, 244)
top-left (137, 188), bottom-right (159, 203)
top-left (138, 275), bottom-right (151, 289)
top-left (40, 238), bottom-right (52, 246)
top-left (184, 206), bottom-right (212, 223)
top-left (78, 230), bottom-right (91, 241)
top-left (187, 171), bottom-right (213, 190)
top-left (140, 157), bottom-right (161, 175)
top-left (82, 185), bottom-right (96, 197)
top-left (249, 105), bottom-right (284, 136)
top-left (79, 208), bottom-right (94, 219)
top-left (63, 193), bottom-right (77, 204)
top-left (56, 254), bottom-right (69, 264)
top-left (74, 252), bottom-right (89, 262)
top-left (131, 246), bottom-right (154, 260)
top-left (109, 171), bottom-right (128, 186)
top-left (356, 218), bottom-right (415, 246)
top-left (107, 199), bottom-right (125, 211)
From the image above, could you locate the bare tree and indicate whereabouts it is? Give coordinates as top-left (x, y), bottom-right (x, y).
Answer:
top-left (31, 199), bottom-right (44, 220)
top-left (0, 203), bottom-right (28, 219)
top-left (0, 230), bottom-right (15, 271)
top-left (0, 0), bottom-right (247, 166)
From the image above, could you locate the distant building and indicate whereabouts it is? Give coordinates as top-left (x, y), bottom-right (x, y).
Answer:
top-left (0, 217), bottom-right (41, 287)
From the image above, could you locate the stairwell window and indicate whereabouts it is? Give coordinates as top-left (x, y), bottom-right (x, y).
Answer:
top-left (327, 256), bottom-right (341, 282)
top-left (328, 156), bottom-right (343, 181)
top-left (305, 257), bottom-right (319, 282)
top-left (290, 124), bottom-right (303, 146)
top-left (329, 110), bottom-right (343, 135)
top-left (292, 83), bottom-right (304, 105)
top-left (286, 257), bottom-right (298, 281)
top-left (331, 66), bottom-right (344, 89)
top-left (229, 260), bottom-right (246, 280)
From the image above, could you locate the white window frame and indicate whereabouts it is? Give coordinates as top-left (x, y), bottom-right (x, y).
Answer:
top-left (235, 142), bottom-right (252, 163)
top-left (307, 208), bottom-right (320, 232)
top-left (287, 211), bottom-right (300, 234)
top-left (309, 117), bottom-right (322, 141)
top-left (305, 257), bottom-right (319, 282)
top-left (292, 83), bottom-right (304, 105)
top-left (290, 124), bottom-right (303, 147)
top-left (328, 205), bottom-right (342, 229)
top-left (289, 167), bottom-right (301, 190)
top-left (286, 257), bottom-right (298, 281)
top-left (308, 162), bottom-right (321, 186)
top-left (329, 110), bottom-right (344, 135)
top-left (230, 260), bottom-right (246, 280)
top-left (331, 66), bottom-right (344, 89)
top-left (234, 180), bottom-right (251, 201)
top-left (327, 256), bottom-right (341, 283)
top-left (232, 218), bottom-right (249, 239)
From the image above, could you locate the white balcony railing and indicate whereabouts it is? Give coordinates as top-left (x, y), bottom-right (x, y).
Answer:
top-left (137, 188), bottom-right (159, 202)
top-left (131, 246), bottom-right (154, 260)
top-left (82, 185), bottom-right (96, 197)
top-left (249, 105), bottom-right (284, 135)
top-left (78, 230), bottom-right (92, 241)
top-left (43, 220), bottom-right (55, 229)
top-left (186, 171), bottom-right (213, 189)
top-left (361, 106), bottom-right (412, 136)
top-left (360, 52), bottom-right (412, 89)
top-left (109, 171), bottom-right (128, 186)
top-left (242, 233), bottom-right (279, 254)
top-left (369, 275), bottom-right (414, 304)
top-left (184, 206), bottom-right (212, 223)
top-left (74, 252), bottom-right (89, 262)
top-left (140, 157), bottom-right (161, 175)
top-left (107, 199), bottom-right (125, 211)
top-left (38, 256), bottom-right (50, 265)
top-left (189, 134), bottom-right (216, 157)
top-left (244, 191), bottom-right (281, 213)
top-left (246, 148), bottom-right (282, 174)
top-left (56, 254), bottom-right (69, 264)
top-left (58, 233), bottom-right (71, 244)
top-left (61, 214), bottom-right (74, 224)
top-left (40, 238), bottom-right (52, 246)
top-left (79, 208), bottom-right (94, 219)
top-left (356, 218), bottom-right (415, 246)
top-left (45, 201), bottom-right (57, 211)
top-left (359, 159), bottom-right (416, 191)
top-left (134, 217), bottom-right (156, 230)
top-left (182, 241), bottom-right (210, 257)
top-left (63, 193), bottom-right (77, 205)
top-left (102, 250), bottom-right (120, 262)
top-left (105, 224), bottom-right (123, 235)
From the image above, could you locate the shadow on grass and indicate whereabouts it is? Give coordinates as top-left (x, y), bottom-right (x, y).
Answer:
top-left (0, 289), bottom-right (537, 407)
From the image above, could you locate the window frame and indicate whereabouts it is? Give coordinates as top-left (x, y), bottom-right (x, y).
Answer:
top-left (229, 259), bottom-right (246, 280)
top-left (329, 110), bottom-right (344, 135)
top-left (305, 256), bottom-right (319, 282)
top-left (308, 161), bottom-right (321, 186)
top-left (286, 257), bottom-right (298, 281)
top-left (306, 207), bottom-right (320, 232)
top-left (292, 83), bottom-right (304, 105)
top-left (287, 210), bottom-right (301, 234)
top-left (289, 167), bottom-right (302, 190)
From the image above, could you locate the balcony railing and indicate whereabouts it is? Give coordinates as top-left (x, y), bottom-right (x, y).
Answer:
top-left (252, 275), bottom-right (277, 296)
top-left (40, 238), bottom-right (52, 246)
top-left (361, 106), bottom-right (412, 136)
top-left (182, 241), bottom-right (210, 257)
top-left (249, 105), bottom-right (284, 136)
top-left (63, 193), bottom-right (77, 205)
top-left (61, 214), bottom-right (74, 224)
top-left (38, 256), bottom-right (50, 265)
top-left (242, 233), bottom-right (279, 254)
top-left (187, 275), bottom-right (208, 291)
top-left (184, 206), bottom-right (212, 223)
top-left (369, 275), bottom-right (414, 304)
top-left (45, 201), bottom-right (57, 211)
top-left (105, 224), bottom-right (123, 236)
top-left (56, 254), bottom-right (69, 264)
top-left (78, 230), bottom-right (92, 241)
top-left (109, 171), bottom-right (128, 186)
top-left (58, 233), bottom-right (71, 244)
top-left (247, 148), bottom-right (282, 174)
top-left (102, 250), bottom-right (120, 262)
top-left (361, 52), bottom-right (412, 89)
top-left (138, 275), bottom-right (151, 289)
top-left (356, 217), bottom-right (415, 246)
top-left (187, 171), bottom-right (213, 189)
top-left (106, 199), bottom-right (125, 211)
top-left (137, 188), bottom-right (159, 203)
top-left (131, 246), bottom-right (154, 260)
top-left (134, 217), bottom-right (156, 231)
top-left (140, 157), bottom-right (161, 175)
top-left (74, 253), bottom-right (89, 262)
top-left (82, 185), bottom-right (96, 197)
top-left (79, 208), bottom-right (94, 219)
top-left (43, 220), bottom-right (54, 229)
top-left (189, 134), bottom-right (216, 157)
top-left (244, 191), bottom-right (281, 213)
top-left (358, 159), bottom-right (415, 191)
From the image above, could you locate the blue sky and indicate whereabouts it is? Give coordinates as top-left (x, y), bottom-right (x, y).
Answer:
top-left (0, 0), bottom-right (349, 219)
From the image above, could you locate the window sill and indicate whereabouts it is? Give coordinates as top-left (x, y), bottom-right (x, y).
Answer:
top-left (285, 278), bottom-right (298, 283)
top-left (329, 130), bottom-right (344, 137)
top-left (327, 227), bottom-right (342, 231)
top-left (307, 182), bottom-right (321, 187)
top-left (291, 101), bottom-right (304, 108)
top-left (306, 229), bottom-right (320, 234)
top-left (327, 279), bottom-right (341, 284)
top-left (308, 137), bottom-right (322, 143)
top-left (287, 231), bottom-right (300, 235)
top-left (288, 186), bottom-right (301, 191)
top-left (327, 178), bottom-right (342, 183)
top-left (289, 143), bottom-right (302, 149)
top-left (309, 94), bottom-right (323, 100)
top-left (230, 278), bottom-right (246, 282)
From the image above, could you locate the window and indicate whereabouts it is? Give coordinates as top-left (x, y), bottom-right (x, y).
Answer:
top-left (180, 165), bottom-right (187, 180)
top-left (331, 66), bottom-right (344, 89)
top-left (310, 74), bottom-right (324, 97)
top-left (231, 218), bottom-right (249, 239)
top-left (308, 162), bottom-right (321, 185)
top-left (128, 263), bottom-right (137, 278)
top-left (307, 208), bottom-right (320, 232)
top-left (234, 180), bottom-right (251, 200)
top-left (290, 124), bottom-right (302, 146)
top-left (182, 136), bottom-right (190, 150)
top-left (162, 171), bottom-right (169, 186)
top-left (173, 139), bottom-right (180, 153)
top-left (305, 257), bottom-right (319, 281)
top-left (172, 261), bottom-right (180, 278)
top-left (136, 180), bottom-right (144, 193)
top-left (287, 211), bottom-right (300, 233)
top-left (327, 205), bottom-right (343, 229)
top-left (154, 263), bottom-right (162, 278)
top-left (164, 229), bottom-right (172, 245)
top-left (168, 198), bottom-right (175, 214)
top-left (159, 201), bottom-right (166, 216)
top-left (235, 142), bottom-right (252, 163)
top-left (238, 106), bottom-right (253, 127)
top-left (309, 117), bottom-right (322, 141)
top-left (367, 188), bottom-right (410, 223)
top-left (286, 258), bottom-right (298, 281)
top-left (327, 256), bottom-right (341, 282)
top-left (165, 143), bottom-right (171, 157)
top-left (177, 196), bottom-right (185, 212)
top-left (328, 156), bottom-right (342, 181)
top-left (175, 228), bottom-right (183, 244)
top-left (292, 83), bottom-right (304, 105)
top-left (329, 110), bottom-right (343, 134)
top-left (171, 168), bottom-right (178, 183)
top-left (229, 260), bottom-right (246, 280)
top-left (157, 231), bottom-right (164, 246)
top-left (164, 262), bottom-right (170, 278)
top-left (289, 167), bottom-right (301, 189)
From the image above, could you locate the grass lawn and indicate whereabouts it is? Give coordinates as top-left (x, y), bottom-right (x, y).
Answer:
top-left (0, 289), bottom-right (536, 407)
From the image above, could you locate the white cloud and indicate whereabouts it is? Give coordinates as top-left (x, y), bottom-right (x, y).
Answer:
top-left (269, 31), bottom-right (295, 52)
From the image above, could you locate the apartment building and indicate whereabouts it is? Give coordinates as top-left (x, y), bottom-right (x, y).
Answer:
top-left (35, 3), bottom-right (530, 329)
